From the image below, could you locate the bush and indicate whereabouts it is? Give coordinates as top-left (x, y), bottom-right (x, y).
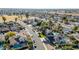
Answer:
top-left (6, 32), bottom-right (16, 37)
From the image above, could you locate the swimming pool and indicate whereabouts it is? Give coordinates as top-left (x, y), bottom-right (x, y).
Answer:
top-left (0, 42), bottom-right (4, 50)
top-left (11, 41), bottom-right (27, 49)
top-left (11, 43), bottom-right (22, 49)
top-left (0, 45), bottom-right (4, 50)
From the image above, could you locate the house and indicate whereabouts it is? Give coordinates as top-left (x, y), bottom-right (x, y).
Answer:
top-left (45, 29), bottom-right (55, 44)
top-left (47, 32), bottom-right (55, 44)
top-left (63, 28), bottom-right (72, 34)
top-left (45, 29), bottom-right (52, 35)
top-left (9, 35), bottom-right (28, 49)
top-left (10, 26), bottom-right (18, 31)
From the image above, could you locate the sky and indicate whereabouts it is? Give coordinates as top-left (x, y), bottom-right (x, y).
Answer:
top-left (0, 0), bottom-right (79, 8)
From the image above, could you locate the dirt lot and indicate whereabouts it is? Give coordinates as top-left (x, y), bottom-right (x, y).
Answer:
top-left (0, 15), bottom-right (26, 23)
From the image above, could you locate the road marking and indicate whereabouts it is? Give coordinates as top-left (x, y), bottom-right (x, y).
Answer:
top-left (40, 38), bottom-right (48, 50)
top-left (42, 42), bottom-right (48, 50)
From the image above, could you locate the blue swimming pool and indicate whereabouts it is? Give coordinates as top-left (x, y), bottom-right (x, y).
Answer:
top-left (12, 43), bottom-right (22, 49)
top-left (11, 41), bottom-right (27, 49)
top-left (0, 45), bottom-right (4, 50)
top-left (0, 42), bottom-right (4, 50)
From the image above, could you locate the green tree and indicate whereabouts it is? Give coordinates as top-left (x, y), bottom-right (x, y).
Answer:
top-left (62, 16), bottom-right (68, 24)
top-left (73, 26), bottom-right (78, 31)
top-left (62, 44), bottom-right (73, 50)
top-left (6, 32), bottom-right (16, 37)
top-left (28, 40), bottom-right (33, 50)
top-left (48, 19), bottom-right (54, 30)
top-left (4, 32), bottom-right (16, 49)
top-left (3, 35), bottom-right (10, 50)
top-left (40, 21), bottom-right (49, 31)
top-left (58, 24), bottom-right (63, 33)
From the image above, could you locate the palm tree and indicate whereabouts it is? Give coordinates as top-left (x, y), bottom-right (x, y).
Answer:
top-left (3, 35), bottom-right (10, 50)
top-left (2, 16), bottom-right (6, 23)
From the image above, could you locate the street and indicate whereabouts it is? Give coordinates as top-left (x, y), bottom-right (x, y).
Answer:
top-left (17, 20), bottom-right (46, 50)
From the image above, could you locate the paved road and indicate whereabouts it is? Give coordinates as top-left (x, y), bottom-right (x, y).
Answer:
top-left (17, 20), bottom-right (45, 50)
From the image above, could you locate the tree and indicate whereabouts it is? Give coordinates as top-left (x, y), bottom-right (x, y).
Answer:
top-left (57, 24), bottom-right (63, 33)
top-left (53, 23), bottom-right (63, 33)
top-left (3, 34), bottom-right (10, 50)
top-left (15, 18), bottom-right (17, 22)
top-left (48, 19), bottom-right (54, 30)
top-left (13, 12), bottom-right (16, 15)
top-left (70, 19), bottom-right (77, 22)
top-left (4, 32), bottom-right (16, 49)
top-left (2, 16), bottom-right (6, 23)
top-left (28, 40), bottom-right (33, 49)
top-left (6, 32), bottom-right (16, 37)
top-left (62, 16), bottom-right (68, 24)
top-left (73, 40), bottom-right (79, 44)
top-left (26, 35), bottom-right (33, 49)
top-left (73, 26), bottom-right (78, 31)
top-left (25, 12), bottom-right (29, 20)
top-left (62, 44), bottom-right (73, 50)
top-left (40, 21), bottom-right (49, 31)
